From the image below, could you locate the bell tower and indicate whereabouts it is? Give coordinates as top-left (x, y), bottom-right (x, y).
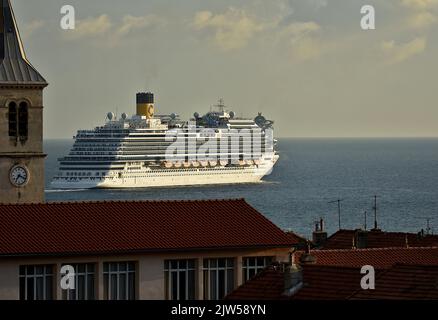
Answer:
top-left (0, 0), bottom-right (48, 204)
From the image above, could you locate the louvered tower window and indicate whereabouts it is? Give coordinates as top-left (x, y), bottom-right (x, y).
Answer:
top-left (18, 102), bottom-right (29, 140)
top-left (8, 101), bottom-right (17, 137)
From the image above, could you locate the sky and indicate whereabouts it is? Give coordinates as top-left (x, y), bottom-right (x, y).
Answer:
top-left (12, 0), bottom-right (438, 138)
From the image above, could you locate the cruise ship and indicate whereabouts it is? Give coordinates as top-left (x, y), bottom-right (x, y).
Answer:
top-left (51, 92), bottom-right (279, 189)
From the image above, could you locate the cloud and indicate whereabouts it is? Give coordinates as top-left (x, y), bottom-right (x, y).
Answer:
top-left (401, 0), bottom-right (438, 9)
top-left (192, 8), bottom-right (267, 51)
top-left (21, 20), bottom-right (45, 39)
top-left (115, 15), bottom-right (166, 37)
top-left (68, 15), bottom-right (112, 39)
top-left (277, 21), bottom-right (322, 61)
top-left (408, 11), bottom-right (438, 28)
top-left (382, 37), bottom-right (427, 64)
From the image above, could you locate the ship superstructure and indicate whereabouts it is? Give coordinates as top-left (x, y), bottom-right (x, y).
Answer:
top-left (51, 93), bottom-right (279, 189)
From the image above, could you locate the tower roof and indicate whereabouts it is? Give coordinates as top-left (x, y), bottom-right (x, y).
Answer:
top-left (0, 0), bottom-right (46, 85)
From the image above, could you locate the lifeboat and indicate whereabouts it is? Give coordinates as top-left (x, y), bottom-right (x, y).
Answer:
top-left (254, 159), bottom-right (261, 165)
top-left (183, 162), bottom-right (191, 168)
top-left (239, 160), bottom-right (246, 166)
top-left (220, 160), bottom-right (228, 166)
top-left (209, 160), bottom-right (218, 167)
top-left (246, 160), bottom-right (254, 166)
top-left (174, 162), bottom-right (182, 168)
top-left (164, 162), bottom-right (173, 169)
top-left (192, 161), bottom-right (200, 167)
top-left (200, 161), bottom-right (209, 167)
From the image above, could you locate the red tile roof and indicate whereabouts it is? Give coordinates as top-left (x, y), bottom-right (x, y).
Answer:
top-left (226, 262), bottom-right (438, 300)
top-left (301, 247), bottom-right (438, 269)
top-left (351, 264), bottom-right (438, 300)
top-left (321, 229), bottom-right (438, 250)
top-left (225, 265), bottom-right (287, 300)
top-left (0, 199), bottom-right (298, 256)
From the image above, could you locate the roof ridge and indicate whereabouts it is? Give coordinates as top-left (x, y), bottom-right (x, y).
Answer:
top-left (0, 198), bottom-right (248, 206)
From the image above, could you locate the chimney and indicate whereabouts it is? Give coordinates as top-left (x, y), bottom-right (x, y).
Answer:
top-left (300, 241), bottom-right (316, 265)
top-left (136, 92), bottom-right (155, 119)
top-left (312, 218), bottom-right (328, 248)
top-left (283, 251), bottom-right (303, 296)
top-left (356, 230), bottom-right (368, 249)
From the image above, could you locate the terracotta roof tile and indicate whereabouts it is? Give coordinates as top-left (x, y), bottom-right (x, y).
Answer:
top-left (321, 229), bottom-right (438, 250)
top-left (302, 247), bottom-right (438, 269)
top-left (0, 199), bottom-right (297, 256)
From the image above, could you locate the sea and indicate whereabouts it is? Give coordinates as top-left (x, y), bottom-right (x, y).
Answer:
top-left (44, 138), bottom-right (438, 238)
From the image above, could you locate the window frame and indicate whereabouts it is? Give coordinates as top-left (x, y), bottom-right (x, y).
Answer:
top-left (19, 265), bottom-right (54, 301)
top-left (203, 258), bottom-right (235, 300)
top-left (164, 259), bottom-right (196, 300)
top-left (62, 263), bottom-right (96, 301)
top-left (103, 261), bottom-right (136, 300)
top-left (242, 256), bottom-right (273, 282)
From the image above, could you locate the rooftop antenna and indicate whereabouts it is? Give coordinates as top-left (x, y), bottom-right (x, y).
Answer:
top-left (364, 210), bottom-right (367, 231)
top-left (328, 199), bottom-right (344, 230)
top-left (372, 195), bottom-right (380, 230)
top-left (214, 98), bottom-right (226, 113)
top-left (419, 217), bottom-right (433, 235)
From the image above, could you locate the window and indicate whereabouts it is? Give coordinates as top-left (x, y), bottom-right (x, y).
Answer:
top-left (164, 260), bottom-right (196, 300)
top-left (19, 265), bottom-right (54, 300)
top-left (203, 258), bottom-right (235, 300)
top-left (242, 257), bottom-right (273, 282)
top-left (18, 102), bottom-right (28, 139)
top-left (62, 263), bottom-right (96, 300)
top-left (8, 101), bottom-right (17, 137)
top-left (103, 262), bottom-right (136, 300)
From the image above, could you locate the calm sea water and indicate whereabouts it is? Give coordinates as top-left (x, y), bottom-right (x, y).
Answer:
top-left (44, 138), bottom-right (438, 238)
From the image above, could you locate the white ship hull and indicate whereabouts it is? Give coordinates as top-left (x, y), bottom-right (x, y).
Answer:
top-left (51, 156), bottom-right (278, 189)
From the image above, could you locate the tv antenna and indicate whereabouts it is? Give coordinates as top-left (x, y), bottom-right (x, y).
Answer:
top-left (363, 210), bottom-right (367, 230)
top-left (328, 199), bottom-right (344, 230)
top-left (371, 195), bottom-right (380, 230)
top-left (419, 217), bottom-right (434, 235)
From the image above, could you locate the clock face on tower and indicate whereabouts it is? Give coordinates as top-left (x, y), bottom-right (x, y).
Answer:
top-left (9, 165), bottom-right (30, 187)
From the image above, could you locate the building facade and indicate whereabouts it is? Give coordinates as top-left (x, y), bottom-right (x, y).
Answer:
top-left (0, 0), bottom-right (47, 204)
top-left (0, 199), bottom-right (304, 300)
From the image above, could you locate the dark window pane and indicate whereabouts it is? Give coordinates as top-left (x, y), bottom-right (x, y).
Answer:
top-left (171, 261), bottom-right (178, 270)
top-left (227, 259), bottom-right (234, 268)
top-left (119, 274), bottom-right (126, 300)
top-left (203, 271), bottom-right (209, 300)
top-left (78, 275), bottom-right (85, 300)
top-left (19, 277), bottom-right (25, 300)
top-left (218, 270), bottom-right (225, 299)
top-left (45, 266), bottom-right (53, 274)
top-left (188, 260), bottom-right (195, 269)
top-left (119, 262), bottom-right (127, 272)
top-left (36, 266), bottom-right (44, 275)
top-left (36, 277), bottom-right (44, 300)
top-left (104, 263), bottom-right (109, 273)
top-left (103, 274), bottom-right (109, 299)
top-left (19, 266), bottom-right (25, 276)
top-left (211, 259), bottom-right (217, 268)
top-left (179, 271), bottom-right (186, 300)
top-left (87, 264), bottom-right (95, 273)
top-left (218, 259), bottom-right (225, 268)
top-left (227, 269), bottom-right (235, 294)
top-left (171, 272), bottom-right (178, 300)
top-left (188, 270), bottom-right (195, 300)
top-left (165, 261), bottom-right (169, 270)
top-left (257, 257), bottom-right (264, 267)
top-left (88, 275), bottom-right (95, 300)
top-left (210, 270), bottom-right (217, 300)
top-left (128, 262), bottom-right (135, 272)
top-left (110, 263), bottom-right (117, 272)
top-left (110, 274), bottom-right (117, 300)
top-left (179, 260), bottom-right (187, 270)
top-left (45, 276), bottom-right (53, 300)
top-left (128, 273), bottom-right (135, 300)
top-left (27, 266), bottom-right (34, 276)
top-left (26, 278), bottom-right (34, 301)
top-left (78, 264), bottom-right (85, 273)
